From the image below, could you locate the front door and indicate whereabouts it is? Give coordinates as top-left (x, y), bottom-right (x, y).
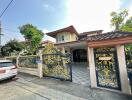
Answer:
top-left (73, 49), bottom-right (87, 62)
top-left (94, 47), bottom-right (121, 90)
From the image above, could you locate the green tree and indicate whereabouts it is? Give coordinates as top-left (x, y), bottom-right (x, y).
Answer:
top-left (110, 9), bottom-right (128, 30)
top-left (1, 39), bottom-right (24, 56)
top-left (120, 16), bottom-right (132, 32)
top-left (110, 10), bottom-right (132, 68)
top-left (19, 24), bottom-right (43, 54)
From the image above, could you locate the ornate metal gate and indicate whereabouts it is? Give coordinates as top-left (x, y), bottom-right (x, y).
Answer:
top-left (125, 44), bottom-right (132, 92)
top-left (94, 47), bottom-right (121, 90)
top-left (42, 43), bottom-right (72, 81)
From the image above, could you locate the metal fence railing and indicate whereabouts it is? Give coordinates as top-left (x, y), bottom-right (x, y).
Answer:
top-left (18, 55), bottom-right (39, 68)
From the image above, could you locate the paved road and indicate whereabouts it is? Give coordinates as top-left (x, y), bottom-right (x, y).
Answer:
top-left (0, 73), bottom-right (132, 100)
top-left (0, 74), bottom-right (86, 100)
top-left (0, 79), bottom-right (49, 100)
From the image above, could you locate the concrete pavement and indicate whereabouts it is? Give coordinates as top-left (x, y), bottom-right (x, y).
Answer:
top-left (0, 80), bottom-right (49, 100)
top-left (0, 74), bottom-right (86, 100)
top-left (0, 73), bottom-right (132, 100)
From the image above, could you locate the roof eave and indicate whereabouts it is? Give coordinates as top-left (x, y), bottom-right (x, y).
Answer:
top-left (46, 25), bottom-right (78, 37)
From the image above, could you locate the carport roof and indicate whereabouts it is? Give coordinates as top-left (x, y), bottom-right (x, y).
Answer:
top-left (81, 31), bottom-right (132, 41)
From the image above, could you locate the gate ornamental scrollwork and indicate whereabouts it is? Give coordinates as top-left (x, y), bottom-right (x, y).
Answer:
top-left (42, 43), bottom-right (72, 81)
top-left (94, 47), bottom-right (121, 90)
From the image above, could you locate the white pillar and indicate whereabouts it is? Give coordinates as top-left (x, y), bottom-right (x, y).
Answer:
top-left (16, 56), bottom-right (19, 67)
top-left (38, 50), bottom-right (43, 78)
top-left (88, 47), bottom-right (97, 88)
top-left (116, 45), bottom-right (131, 94)
top-left (62, 47), bottom-right (65, 54)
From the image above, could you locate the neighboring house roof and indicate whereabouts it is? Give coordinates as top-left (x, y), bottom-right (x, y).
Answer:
top-left (81, 31), bottom-right (132, 41)
top-left (46, 25), bottom-right (78, 38)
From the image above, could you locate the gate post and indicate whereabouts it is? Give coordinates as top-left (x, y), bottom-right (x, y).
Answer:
top-left (38, 50), bottom-right (43, 78)
top-left (116, 45), bottom-right (131, 94)
top-left (16, 56), bottom-right (19, 68)
top-left (62, 47), bottom-right (65, 54)
top-left (88, 47), bottom-right (97, 88)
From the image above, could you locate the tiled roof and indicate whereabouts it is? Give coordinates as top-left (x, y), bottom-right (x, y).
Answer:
top-left (79, 30), bottom-right (103, 36)
top-left (81, 31), bottom-right (132, 41)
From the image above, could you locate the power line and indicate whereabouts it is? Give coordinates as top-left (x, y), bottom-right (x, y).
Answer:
top-left (0, 0), bottom-right (14, 18)
top-left (0, 0), bottom-right (15, 56)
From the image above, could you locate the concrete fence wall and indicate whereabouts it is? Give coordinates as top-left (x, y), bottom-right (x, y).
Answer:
top-left (18, 67), bottom-right (38, 76)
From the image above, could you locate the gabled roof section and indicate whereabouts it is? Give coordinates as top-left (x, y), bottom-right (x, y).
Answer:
top-left (46, 25), bottom-right (78, 38)
top-left (81, 31), bottom-right (132, 41)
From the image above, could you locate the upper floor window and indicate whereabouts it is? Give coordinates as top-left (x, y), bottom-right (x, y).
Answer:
top-left (62, 35), bottom-right (64, 41)
top-left (76, 37), bottom-right (78, 40)
top-left (56, 35), bottom-right (65, 43)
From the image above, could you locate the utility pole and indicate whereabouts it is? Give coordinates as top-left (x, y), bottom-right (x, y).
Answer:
top-left (0, 20), bottom-right (3, 57)
top-left (0, 0), bottom-right (14, 57)
top-left (0, 20), bottom-right (2, 46)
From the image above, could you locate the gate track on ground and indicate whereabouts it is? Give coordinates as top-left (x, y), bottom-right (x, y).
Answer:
top-left (13, 79), bottom-right (51, 100)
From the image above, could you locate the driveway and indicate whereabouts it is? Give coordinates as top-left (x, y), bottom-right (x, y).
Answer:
top-left (0, 72), bottom-right (132, 100)
top-left (72, 63), bottom-right (90, 86)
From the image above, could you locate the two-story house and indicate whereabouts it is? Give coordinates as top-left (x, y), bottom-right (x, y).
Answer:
top-left (46, 25), bottom-right (102, 63)
top-left (46, 25), bottom-right (132, 94)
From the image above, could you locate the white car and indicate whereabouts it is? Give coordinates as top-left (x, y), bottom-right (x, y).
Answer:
top-left (0, 60), bottom-right (17, 81)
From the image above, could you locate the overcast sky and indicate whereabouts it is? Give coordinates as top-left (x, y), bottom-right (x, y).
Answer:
top-left (0, 0), bottom-right (132, 44)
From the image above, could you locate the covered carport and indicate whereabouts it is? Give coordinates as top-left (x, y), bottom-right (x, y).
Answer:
top-left (55, 40), bottom-right (90, 86)
top-left (86, 31), bottom-right (132, 94)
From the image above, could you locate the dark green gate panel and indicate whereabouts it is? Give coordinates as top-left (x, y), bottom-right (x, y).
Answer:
top-left (94, 47), bottom-right (121, 90)
top-left (125, 44), bottom-right (132, 93)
